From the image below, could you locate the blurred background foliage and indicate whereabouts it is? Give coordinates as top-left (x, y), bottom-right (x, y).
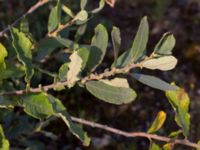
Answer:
top-left (1, 0), bottom-right (200, 149)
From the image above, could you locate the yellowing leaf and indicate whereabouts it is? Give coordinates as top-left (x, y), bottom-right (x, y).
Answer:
top-left (143, 56), bottom-right (177, 71)
top-left (101, 78), bottom-right (129, 88)
top-left (0, 43), bottom-right (7, 64)
top-left (148, 111), bottom-right (166, 133)
top-left (67, 51), bottom-right (83, 88)
top-left (0, 124), bottom-right (9, 150)
top-left (166, 84), bottom-right (190, 137)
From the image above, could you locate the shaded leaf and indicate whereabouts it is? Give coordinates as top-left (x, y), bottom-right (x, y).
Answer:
top-left (101, 78), bottom-right (129, 88)
top-left (132, 73), bottom-right (178, 91)
top-left (35, 37), bottom-right (63, 62)
top-left (131, 16), bottom-right (149, 62)
top-left (85, 24), bottom-right (108, 72)
top-left (58, 63), bottom-right (68, 81)
top-left (22, 93), bottom-right (54, 120)
top-left (148, 111), bottom-right (166, 133)
top-left (111, 26), bottom-right (121, 67)
top-left (197, 140), bottom-right (200, 150)
top-left (47, 95), bottom-right (90, 146)
top-left (143, 56), bottom-right (177, 71)
top-left (166, 84), bottom-right (190, 137)
top-left (154, 33), bottom-right (176, 55)
top-left (77, 48), bottom-right (90, 70)
top-left (48, 0), bottom-right (61, 32)
top-left (67, 51), bottom-right (83, 88)
top-left (86, 81), bottom-right (137, 105)
top-left (0, 124), bottom-right (9, 150)
top-left (115, 16), bottom-right (149, 67)
top-left (20, 17), bottom-right (29, 34)
top-left (75, 23), bottom-right (87, 42)
top-left (10, 27), bottom-right (34, 83)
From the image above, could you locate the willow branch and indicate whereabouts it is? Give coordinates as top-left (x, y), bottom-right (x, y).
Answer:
top-left (71, 116), bottom-right (200, 149)
top-left (0, 0), bottom-right (50, 37)
top-left (0, 63), bottom-right (140, 96)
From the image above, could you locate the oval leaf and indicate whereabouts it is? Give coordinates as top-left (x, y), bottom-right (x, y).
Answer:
top-left (166, 85), bottom-right (190, 137)
top-left (67, 51), bottom-right (83, 88)
top-left (148, 111), bottom-right (167, 133)
top-left (85, 24), bottom-right (108, 72)
top-left (154, 33), bottom-right (176, 55)
top-left (132, 73), bottom-right (178, 91)
top-left (10, 27), bottom-right (34, 83)
top-left (143, 56), bottom-right (178, 71)
top-left (101, 78), bottom-right (129, 88)
top-left (75, 10), bottom-right (88, 21)
top-left (86, 81), bottom-right (137, 105)
top-left (111, 26), bottom-right (121, 67)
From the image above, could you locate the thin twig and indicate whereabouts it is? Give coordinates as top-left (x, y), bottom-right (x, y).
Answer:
top-left (71, 116), bottom-right (200, 149)
top-left (0, 63), bottom-right (140, 96)
top-left (0, 0), bottom-right (50, 37)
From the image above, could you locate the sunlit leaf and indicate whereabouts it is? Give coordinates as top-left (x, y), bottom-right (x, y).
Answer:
top-left (154, 33), bottom-right (176, 55)
top-left (80, 0), bottom-right (87, 10)
top-left (10, 27), bottom-right (34, 84)
top-left (86, 81), bottom-right (137, 105)
top-left (163, 143), bottom-right (174, 150)
top-left (101, 78), bottom-right (129, 88)
top-left (166, 84), bottom-right (190, 137)
top-left (143, 56), bottom-right (177, 71)
top-left (67, 51), bottom-right (83, 88)
top-left (91, 0), bottom-right (105, 14)
top-left (62, 4), bottom-right (75, 18)
top-left (132, 73), bottom-right (178, 91)
top-left (0, 124), bottom-right (9, 150)
top-left (148, 111), bottom-right (167, 133)
top-left (149, 142), bottom-right (162, 150)
top-left (75, 10), bottom-right (88, 21)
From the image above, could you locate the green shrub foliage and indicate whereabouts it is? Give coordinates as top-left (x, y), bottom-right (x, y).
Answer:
top-left (0, 0), bottom-right (195, 149)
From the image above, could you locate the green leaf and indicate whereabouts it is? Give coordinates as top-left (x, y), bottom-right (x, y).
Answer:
top-left (143, 56), bottom-right (177, 71)
top-left (48, 0), bottom-right (61, 32)
top-left (115, 16), bottom-right (149, 67)
top-left (163, 143), bottom-right (173, 150)
top-left (62, 4), bottom-right (75, 18)
top-left (10, 27), bottom-right (34, 84)
top-left (0, 43), bottom-right (8, 80)
top-left (91, 0), bottom-right (105, 14)
top-left (55, 37), bottom-right (75, 49)
top-left (0, 43), bottom-right (7, 65)
top-left (75, 10), bottom-right (88, 22)
top-left (20, 17), bottom-right (29, 34)
top-left (148, 111), bottom-right (166, 133)
top-left (0, 96), bottom-right (19, 108)
top-left (85, 24), bottom-right (108, 72)
top-left (168, 130), bottom-right (182, 138)
top-left (77, 48), bottom-right (90, 70)
top-left (80, 0), bottom-right (87, 10)
top-left (35, 37), bottom-right (63, 62)
top-left (111, 26), bottom-right (121, 67)
top-left (166, 85), bottom-right (190, 137)
top-left (67, 51), bottom-right (83, 88)
top-left (86, 81), bottom-right (137, 105)
top-left (131, 16), bottom-right (149, 62)
top-left (154, 33), bottom-right (176, 55)
top-left (149, 142), bottom-right (162, 150)
top-left (75, 23), bottom-right (87, 42)
top-left (58, 63), bottom-right (68, 81)
top-left (0, 124), bottom-right (9, 150)
top-left (47, 95), bottom-right (91, 146)
top-left (22, 93), bottom-right (55, 120)
top-left (132, 73), bottom-right (178, 91)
